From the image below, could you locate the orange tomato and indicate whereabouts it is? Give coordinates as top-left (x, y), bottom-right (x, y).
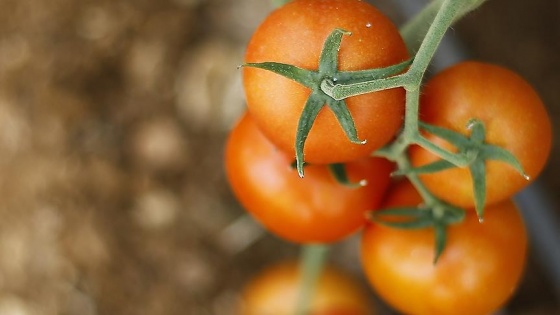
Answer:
top-left (361, 181), bottom-right (528, 315)
top-left (237, 261), bottom-right (372, 315)
top-left (243, 0), bottom-right (408, 164)
top-left (410, 61), bottom-right (552, 208)
top-left (225, 113), bottom-right (393, 243)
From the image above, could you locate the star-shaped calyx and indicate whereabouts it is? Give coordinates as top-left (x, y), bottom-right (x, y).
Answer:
top-left (243, 29), bottom-right (411, 177)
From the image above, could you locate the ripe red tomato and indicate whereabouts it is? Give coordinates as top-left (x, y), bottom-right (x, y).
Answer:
top-left (361, 180), bottom-right (528, 315)
top-left (410, 61), bottom-right (552, 208)
top-left (243, 0), bottom-right (409, 164)
top-left (225, 113), bottom-right (393, 243)
top-left (237, 261), bottom-right (372, 315)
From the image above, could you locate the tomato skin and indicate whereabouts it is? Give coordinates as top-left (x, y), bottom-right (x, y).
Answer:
top-left (360, 181), bottom-right (527, 315)
top-left (225, 113), bottom-right (393, 243)
top-left (243, 0), bottom-right (409, 164)
top-left (237, 261), bottom-right (372, 315)
top-left (410, 61), bottom-right (552, 208)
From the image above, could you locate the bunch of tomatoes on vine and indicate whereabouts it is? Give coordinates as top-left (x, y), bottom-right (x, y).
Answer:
top-left (223, 0), bottom-right (553, 314)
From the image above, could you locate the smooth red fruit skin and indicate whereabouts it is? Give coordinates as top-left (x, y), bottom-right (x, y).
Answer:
top-left (225, 113), bottom-right (393, 243)
top-left (243, 0), bottom-right (409, 164)
top-left (410, 61), bottom-right (552, 208)
top-left (361, 181), bottom-right (527, 315)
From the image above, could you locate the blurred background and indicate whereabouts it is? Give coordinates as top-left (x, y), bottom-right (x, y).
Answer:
top-left (0, 0), bottom-right (557, 314)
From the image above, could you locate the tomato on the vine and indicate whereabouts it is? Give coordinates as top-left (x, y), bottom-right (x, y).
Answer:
top-left (243, 0), bottom-right (409, 164)
top-left (361, 180), bottom-right (527, 315)
top-left (225, 113), bottom-right (393, 243)
top-left (237, 261), bottom-right (372, 315)
top-left (410, 61), bottom-right (552, 208)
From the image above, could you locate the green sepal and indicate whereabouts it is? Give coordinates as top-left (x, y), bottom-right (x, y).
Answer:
top-left (372, 204), bottom-right (464, 227)
top-left (393, 159), bottom-right (455, 176)
top-left (295, 92), bottom-right (326, 177)
top-left (371, 207), bottom-right (434, 229)
top-left (479, 145), bottom-right (528, 180)
top-left (328, 163), bottom-right (366, 188)
top-left (433, 222), bottom-right (447, 264)
top-left (326, 98), bottom-right (366, 145)
top-left (319, 28), bottom-right (351, 76)
top-left (371, 204), bottom-right (465, 264)
top-left (290, 159), bottom-right (298, 169)
top-left (242, 62), bottom-right (319, 88)
top-left (419, 121), bottom-right (470, 147)
top-left (469, 159), bottom-right (487, 220)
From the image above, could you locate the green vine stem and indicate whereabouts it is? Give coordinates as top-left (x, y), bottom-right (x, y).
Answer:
top-left (294, 244), bottom-right (329, 315)
top-left (271, 0), bottom-right (291, 7)
top-left (400, 0), bottom-right (488, 54)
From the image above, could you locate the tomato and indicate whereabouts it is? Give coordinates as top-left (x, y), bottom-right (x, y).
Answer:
top-left (243, 0), bottom-right (409, 164)
top-left (360, 180), bottom-right (528, 315)
top-left (225, 113), bottom-right (393, 243)
top-left (410, 61), bottom-right (552, 208)
top-left (237, 261), bottom-right (372, 315)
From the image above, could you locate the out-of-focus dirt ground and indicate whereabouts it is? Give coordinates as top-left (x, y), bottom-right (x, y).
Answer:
top-left (0, 0), bottom-right (558, 314)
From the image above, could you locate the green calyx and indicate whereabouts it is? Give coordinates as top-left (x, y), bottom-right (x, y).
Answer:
top-left (401, 119), bottom-right (528, 220)
top-left (370, 116), bottom-right (528, 263)
top-left (242, 28), bottom-right (411, 177)
top-left (370, 202), bottom-right (465, 263)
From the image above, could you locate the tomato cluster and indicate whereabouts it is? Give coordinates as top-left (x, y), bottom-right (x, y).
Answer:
top-left (225, 0), bottom-right (552, 314)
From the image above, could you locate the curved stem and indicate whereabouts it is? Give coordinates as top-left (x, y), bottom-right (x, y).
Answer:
top-left (294, 244), bottom-right (329, 315)
top-left (373, 88), bottom-right (419, 160)
top-left (397, 0), bottom-right (488, 169)
top-left (407, 0), bottom-right (464, 76)
top-left (400, 0), bottom-right (489, 56)
top-left (323, 74), bottom-right (410, 100)
top-left (394, 153), bottom-right (440, 205)
top-left (400, 0), bottom-right (444, 54)
top-left (271, 0), bottom-right (291, 7)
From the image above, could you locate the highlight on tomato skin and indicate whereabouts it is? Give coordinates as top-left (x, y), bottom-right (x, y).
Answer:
top-left (360, 180), bottom-right (528, 315)
top-left (409, 61), bottom-right (552, 209)
top-left (236, 261), bottom-right (373, 315)
top-left (224, 112), bottom-right (394, 244)
top-left (243, 0), bottom-right (409, 165)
